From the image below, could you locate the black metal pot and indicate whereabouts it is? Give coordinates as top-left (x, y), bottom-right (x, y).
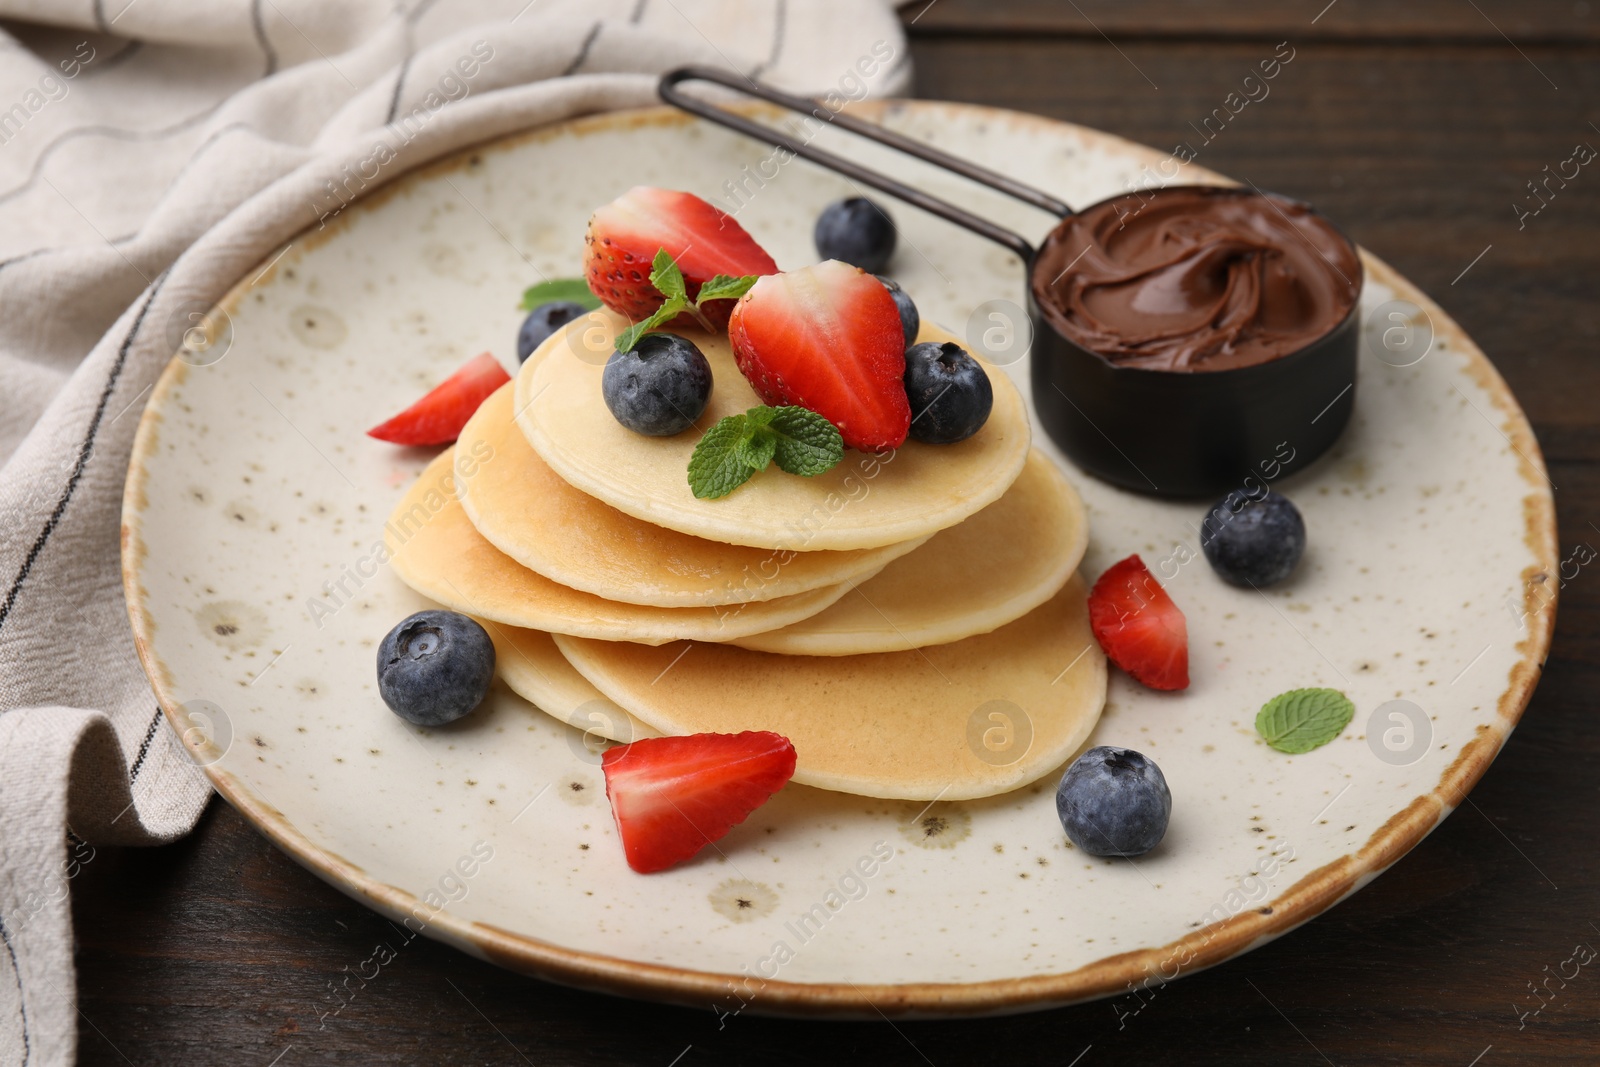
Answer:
top-left (660, 68), bottom-right (1364, 499)
top-left (1026, 190), bottom-right (1363, 497)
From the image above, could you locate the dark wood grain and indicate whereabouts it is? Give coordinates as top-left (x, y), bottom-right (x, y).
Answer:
top-left (72, 10), bottom-right (1600, 1066)
top-left (909, 0), bottom-right (1600, 43)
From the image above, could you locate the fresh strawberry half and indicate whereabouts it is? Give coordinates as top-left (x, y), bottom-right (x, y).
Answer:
top-left (584, 186), bottom-right (778, 328)
top-left (1088, 554), bottom-right (1190, 691)
top-left (367, 352), bottom-right (509, 446)
top-left (601, 730), bottom-right (796, 874)
top-left (728, 260), bottom-right (911, 451)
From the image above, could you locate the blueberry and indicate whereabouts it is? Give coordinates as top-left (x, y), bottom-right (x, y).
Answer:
top-left (1200, 491), bottom-right (1306, 588)
top-left (814, 197), bottom-right (897, 273)
top-left (517, 300), bottom-right (588, 363)
top-left (602, 332), bottom-right (713, 436)
top-left (903, 341), bottom-right (993, 444)
top-left (1055, 747), bottom-right (1172, 858)
top-left (875, 274), bottom-right (920, 347)
top-left (377, 610), bottom-right (495, 726)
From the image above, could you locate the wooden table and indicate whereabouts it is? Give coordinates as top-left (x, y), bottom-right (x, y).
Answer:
top-left (74, 3), bottom-right (1599, 1063)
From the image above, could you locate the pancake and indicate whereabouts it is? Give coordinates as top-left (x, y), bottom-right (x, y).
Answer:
top-left (554, 576), bottom-right (1107, 801)
top-left (732, 450), bottom-right (1086, 655)
top-left (487, 623), bottom-right (655, 745)
top-left (457, 384), bottom-right (929, 608)
top-left (386, 450), bottom-right (859, 643)
top-left (516, 310), bottom-right (1031, 551)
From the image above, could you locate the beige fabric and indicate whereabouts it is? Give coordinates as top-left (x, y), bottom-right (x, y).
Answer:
top-left (0, 3), bottom-right (909, 1061)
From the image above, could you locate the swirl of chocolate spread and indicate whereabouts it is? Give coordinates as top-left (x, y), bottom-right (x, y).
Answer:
top-left (1031, 186), bottom-right (1361, 372)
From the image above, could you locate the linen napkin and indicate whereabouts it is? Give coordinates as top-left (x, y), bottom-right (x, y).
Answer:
top-left (0, 2), bottom-right (910, 1061)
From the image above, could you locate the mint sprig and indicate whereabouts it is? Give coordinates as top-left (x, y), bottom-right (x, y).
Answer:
top-left (614, 249), bottom-right (759, 353)
top-left (519, 278), bottom-right (600, 312)
top-left (695, 273), bottom-right (759, 304)
top-left (1255, 688), bottom-right (1355, 754)
top-left (687, 416), bottom-right (758, 499)
top-left (766, 406), bottom-right (845, 476)
top-left (688, 406), bottom-right (843, 499)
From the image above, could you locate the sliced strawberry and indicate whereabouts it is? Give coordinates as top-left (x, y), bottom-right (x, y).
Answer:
top-left (584, 187), bottom-right (778, 328)
top-left (601, 730), bottom-right (796, 874)
top-left (728, 261), bottom-right (911, 451)
top-left (367, 352), bottom-right (510, 446)
top-left (1088, 554), bottom-right (1190, 691)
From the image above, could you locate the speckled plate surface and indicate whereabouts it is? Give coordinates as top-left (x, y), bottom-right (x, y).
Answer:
top-left (121, 100), bottom-right (1556, 1017)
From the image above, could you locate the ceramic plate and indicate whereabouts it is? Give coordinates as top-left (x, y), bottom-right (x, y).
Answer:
top-left (122, 101), bottom-right (1556, 1017)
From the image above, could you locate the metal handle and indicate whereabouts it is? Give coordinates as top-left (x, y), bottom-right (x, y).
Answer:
top-left (658, 66), bottom-right (1073, 264)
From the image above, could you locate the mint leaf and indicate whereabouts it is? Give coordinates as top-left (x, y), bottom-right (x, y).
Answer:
top-left (614, 296), bottom-right (686, 353)
top-left (1255, 688), bottom-right (1355, 754)
top-left (652, 249), bottom-right (723, 330)
top-left (518, 278), bottom-right (600, 311)
top-left (735, 426), bottom-right (777, 472)
top-left (687, 406), bottom-right (842, 499)
top-left (613, 249), bottom-right (701, 352)
top-left (649, 249), bottom-right (687, 303)
top-left (695, 274), bottom-right (758, 305)
top-left (613, 255), bottom-right (757, 352)
top-left (688, 414), bottom-right (757, 499)
top-left (767, 406), bottom-right (844, 476)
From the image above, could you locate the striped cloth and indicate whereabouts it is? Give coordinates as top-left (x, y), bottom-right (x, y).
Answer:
top-left (0, 2), bottom-right (910, 1061)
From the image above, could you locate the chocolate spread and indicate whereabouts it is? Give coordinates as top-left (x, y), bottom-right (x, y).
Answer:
top-left (1031, 186), bottom-right (1360, 372)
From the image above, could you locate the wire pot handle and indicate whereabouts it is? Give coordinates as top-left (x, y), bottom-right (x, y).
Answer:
top-left (657, 66), bottom-right (1073, 263)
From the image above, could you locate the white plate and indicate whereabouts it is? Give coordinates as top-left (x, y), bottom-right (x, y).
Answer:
top-left (122, 100), bottom-right (1556, 1017)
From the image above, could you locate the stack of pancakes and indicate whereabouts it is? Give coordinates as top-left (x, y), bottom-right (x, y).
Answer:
top-left (386, 311), bottom-right (1107, 801)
